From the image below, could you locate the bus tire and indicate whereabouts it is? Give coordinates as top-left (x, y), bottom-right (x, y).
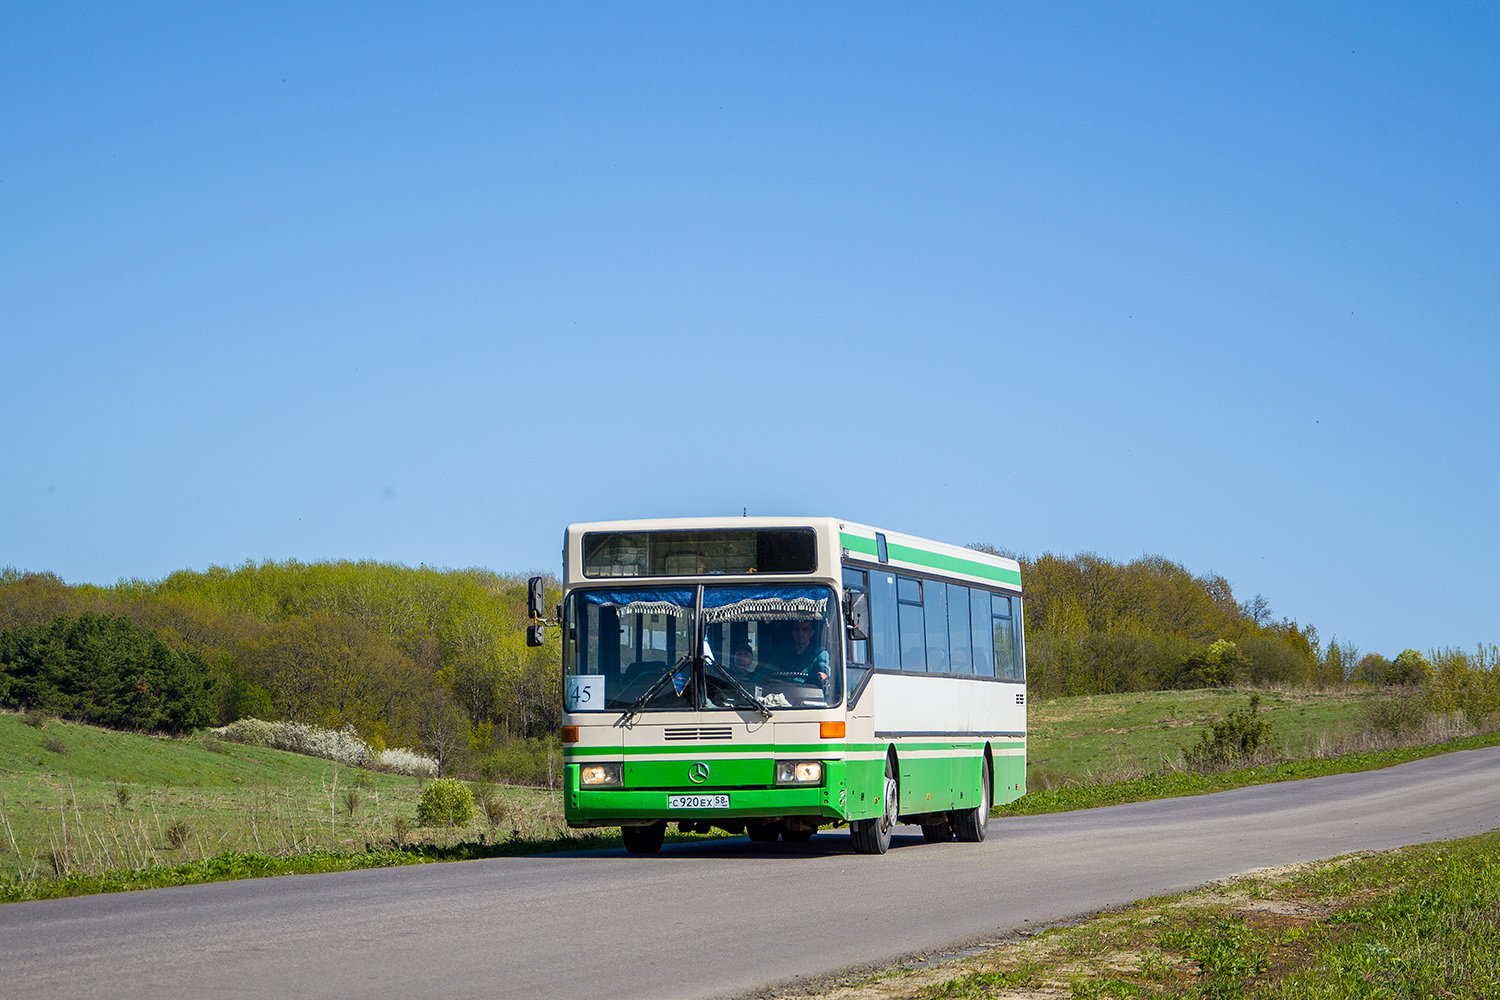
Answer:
top-left (952, 757), bottom-right (991, 843)
top-left (921, 820), bottom-right (952, 843)
top-left (851, 760), bottom-right (897, 855)
top-left (747, 821), bottom-right (779, 842)
top-left (621, 821), bottom-right (666, 854)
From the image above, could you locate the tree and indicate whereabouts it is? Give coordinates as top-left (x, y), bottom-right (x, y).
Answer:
top-left (418, 692), bottom-right (471, 777)
top-left (0, 612), bottom-right (216, 733)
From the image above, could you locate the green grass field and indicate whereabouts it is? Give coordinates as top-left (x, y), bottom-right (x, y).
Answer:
top-left (1026, 687), bottom-right (1383, 785)
top-left (0, 711), bottom-right (572, 881)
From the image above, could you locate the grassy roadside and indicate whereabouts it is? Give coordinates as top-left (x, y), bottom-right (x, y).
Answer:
top-left (783, 831), bottom-right (1500, 1000)
top-left (1001, 727), bottom-right (1500, 817)
top-left (1026, 688), bottom-right (1381, 786)
top-left (7, 731), bottom-right (1498, 905)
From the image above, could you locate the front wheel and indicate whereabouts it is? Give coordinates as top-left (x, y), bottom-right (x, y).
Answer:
top-left (621, 821), bottom-right (666, 854)
top-left (952, 757), bottom-right (992, 843)
top-left (851, 760), bottom-right (898, 855)
top-left (746, 821), bottom-right (779, 843)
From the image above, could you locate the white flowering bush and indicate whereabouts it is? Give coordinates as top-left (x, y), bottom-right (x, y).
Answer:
top-left (214, 718), bottom-right (435, 775)
top-left (378, 746), bottom-right (438, 777)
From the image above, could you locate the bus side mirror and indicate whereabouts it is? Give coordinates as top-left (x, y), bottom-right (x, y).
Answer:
top-left (844, 590), bottom-right (869, 641)
top-left (527, 576), bottom-right (546, 621)
top-left (527, 624), bottom-right (546, 647)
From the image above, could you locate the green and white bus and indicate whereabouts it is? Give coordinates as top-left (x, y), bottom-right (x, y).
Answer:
top-left (529, 516), bottom-right (1026, 854)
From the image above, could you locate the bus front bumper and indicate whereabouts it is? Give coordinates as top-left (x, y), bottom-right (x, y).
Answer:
top-left (564, 762), bottom-right (851, 826)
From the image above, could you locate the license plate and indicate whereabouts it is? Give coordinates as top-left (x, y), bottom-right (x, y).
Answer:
top-left (668, 794), bottom-right (730, 809)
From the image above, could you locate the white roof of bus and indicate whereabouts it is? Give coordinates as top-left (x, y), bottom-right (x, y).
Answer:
top-left (564, 516), bottom-right (1022, 591)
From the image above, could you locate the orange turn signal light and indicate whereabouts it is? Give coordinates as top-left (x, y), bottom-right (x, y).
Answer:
top-left (560, 726), bottom-right (580, 743)
top-left (820, 720), bottom-right (845, 739)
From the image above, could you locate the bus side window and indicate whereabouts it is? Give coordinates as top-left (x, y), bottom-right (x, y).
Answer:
top-left (993, 595), bottom-right (1017, 680)
top-left (923, 579), bottom-right (949, 673)
top-left (841, 566), bottom-right (868, 665)
top-left (948, 584), bottom-right (972, 674)
top-left (1013, 596), bottom-right (1027, 682)
top-left (897, 575), bottom-right (926, 672)
top-left (870, 571), bottom-right (899, 668)
top-left (971, 588), bottom-right (994, 676)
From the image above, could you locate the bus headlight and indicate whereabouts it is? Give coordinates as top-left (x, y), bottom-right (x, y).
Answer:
top-left (775, 761), bottom-right (823, 785)
top-left (580, 763), bottom-right (623, 787)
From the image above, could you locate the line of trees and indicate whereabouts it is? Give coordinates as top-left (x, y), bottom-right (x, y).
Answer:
top-left (0, 562), bottom-right (559, 755)
top-left (967, 546), bottom-right (1413, 698)
top-left (5, 550), bottom-right (1492, 754)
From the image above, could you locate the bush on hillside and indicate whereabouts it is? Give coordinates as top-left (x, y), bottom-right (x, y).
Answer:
top-left (1390, 649), bottom-right (1433, 686)
top-left (417, 777), bottom-right (474, 827)
top-left (216, 717), bottom-right (438, 774)
top-left (476, 736), bottom-right (563, 787)
top-left (1183, 695), bottom-right (1276, 769)
top-left (1424, 647), bottom-right (1500, 726)
top-left (0, 612), bottom-right (216, 733)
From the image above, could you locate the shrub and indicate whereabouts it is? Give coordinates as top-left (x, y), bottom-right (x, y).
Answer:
top-left (1390, 649), bottom-right (1433, 685)
top-left (1184, 696), bottom-right (1276, 769)
top-left (1365, 695), bottom-right (1425, 738)
top-left (20, 708), bottom-right (50, 729)
top-left (115, 786), bottom-right (131, 808)
top-left (1352, 653), bottom-right (1395, 685)
top-left (1239, 635), bottom-right (1312, 686)
top-left (378, 746), bottom-right (438, 777)
top-left (41, 734), bottom-right (68, 754)
top-left (216, 718), bottom-right (378, 768)
top-left (417, 777), bottom-right (474, 827)
top-left (342, 788), bottom-right (359, 816)
top-left (476, 736), bottom-right (563, 786)
top-left (392, 815), bottom-right (411, 844)
top-left (164, 820), bottom-right (192, 850)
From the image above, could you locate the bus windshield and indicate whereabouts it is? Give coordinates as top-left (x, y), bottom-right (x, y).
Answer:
top-left (564, 584), bottom-right (841, 713)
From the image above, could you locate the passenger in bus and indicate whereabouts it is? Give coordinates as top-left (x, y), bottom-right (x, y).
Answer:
top-left (781, 619), bottom-right (830, 690)
top-left (730, 643), bottom-right (759, 676)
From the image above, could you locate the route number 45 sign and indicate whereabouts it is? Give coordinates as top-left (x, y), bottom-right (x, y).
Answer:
top-left (567, 676), bottom-right (603, 711)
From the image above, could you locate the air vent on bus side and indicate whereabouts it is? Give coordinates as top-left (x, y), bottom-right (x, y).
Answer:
top-left (664, 727), bottom-right (734, 741)
top-left (1016, 693), bottom-right (1026, 705)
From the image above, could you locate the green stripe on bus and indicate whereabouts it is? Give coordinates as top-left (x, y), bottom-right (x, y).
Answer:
top-left (565, 739), bottom-right (1023, 757)
top-left (839, 532), bottom-right (1022, 587)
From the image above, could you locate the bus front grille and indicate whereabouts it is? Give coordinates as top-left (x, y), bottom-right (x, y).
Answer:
top-left (663, 726), bottom-right (735, 741)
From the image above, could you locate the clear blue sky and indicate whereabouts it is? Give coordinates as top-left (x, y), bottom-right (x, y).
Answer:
top-left (3, 4), bottom-right (1496, 657)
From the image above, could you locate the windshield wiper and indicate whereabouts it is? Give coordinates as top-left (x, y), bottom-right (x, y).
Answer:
top-left (704, 659), bottom-right (774, 720)
top-left (616, 654), bottom-right (692, 727)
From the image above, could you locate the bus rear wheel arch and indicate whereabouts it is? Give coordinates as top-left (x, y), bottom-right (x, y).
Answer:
top-left (851, 750), bottom-right (898, 855)
top-left (952, 753), bottom-right (992, 843)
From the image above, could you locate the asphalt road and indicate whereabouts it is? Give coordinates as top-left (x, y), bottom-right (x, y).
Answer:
top-left (5, 747), bottom-right (1499, 1000)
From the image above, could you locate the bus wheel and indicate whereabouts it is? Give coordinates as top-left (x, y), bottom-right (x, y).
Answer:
top-left (747, 821), bottom-right (779, 842)
top-left (851, 760), bottom-right (897, 855)
top-left (921, 819), bottom-right (952, 843)
top-left (622, 821), bottom-right (666, 854)
top-left (952, 757), bottom-right (991, 843)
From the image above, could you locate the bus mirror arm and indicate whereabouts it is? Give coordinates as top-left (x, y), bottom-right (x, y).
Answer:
top-left (524, 577), bottom-right (560, 647)
top-left (844, 590), bottom-right (869, 641)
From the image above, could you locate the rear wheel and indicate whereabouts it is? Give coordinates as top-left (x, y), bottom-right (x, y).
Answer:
top-left (621, 821), bottom-right (666, 855)
top-left (921, 819), bottom-right (952, 843)
top-left (952, 756), bottom-right (992, 843)
top-left (851, 759), bottom-right (898, 855)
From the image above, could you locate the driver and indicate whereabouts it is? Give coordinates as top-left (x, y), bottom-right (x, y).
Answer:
top-left (782, 619), bottom-right (830, 689)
